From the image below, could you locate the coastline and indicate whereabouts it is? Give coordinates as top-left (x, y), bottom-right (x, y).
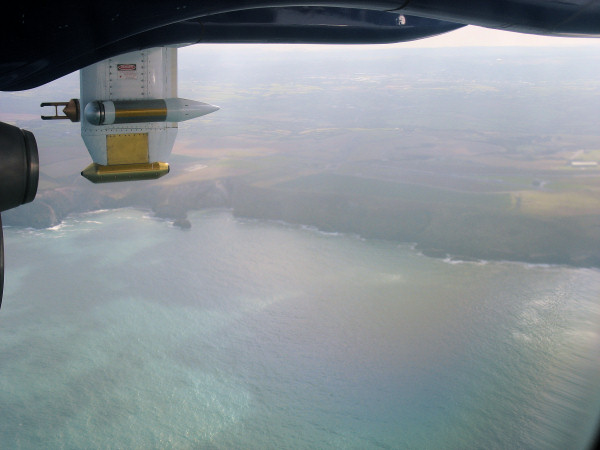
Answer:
top-left (6, 196), bottom-right (599, 270)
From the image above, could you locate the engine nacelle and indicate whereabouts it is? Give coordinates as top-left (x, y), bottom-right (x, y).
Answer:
top-left (0, 121), bottom-right (39, 308)
top-left (0, 121), bottom-right (39, 213)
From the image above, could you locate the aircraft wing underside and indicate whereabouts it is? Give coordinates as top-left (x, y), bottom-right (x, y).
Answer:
top-left (2, 1), bottom-right (600, 92)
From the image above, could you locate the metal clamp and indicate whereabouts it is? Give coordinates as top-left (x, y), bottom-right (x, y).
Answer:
top-left (41, 98), bottom-right (80, 122)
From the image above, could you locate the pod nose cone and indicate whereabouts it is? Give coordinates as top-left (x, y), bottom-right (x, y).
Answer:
top-left (203, 103), bottom-right (220, 114)
top-left (189, 101), bottom-right (219, 117)
top-left (165, 98), bottom-right (219, 122)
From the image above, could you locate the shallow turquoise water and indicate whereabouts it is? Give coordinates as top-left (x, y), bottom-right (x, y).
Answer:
top-left (1, 209), bottom-right (599, 449)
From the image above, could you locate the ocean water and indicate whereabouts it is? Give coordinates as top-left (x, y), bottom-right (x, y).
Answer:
top-left (1, 208), bottom-right (599, 449)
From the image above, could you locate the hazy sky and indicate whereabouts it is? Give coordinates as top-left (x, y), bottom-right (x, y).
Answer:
top-left (400, 25), bottom-right (600, 47)
top-left (181, 24), bottom-right (600, 57)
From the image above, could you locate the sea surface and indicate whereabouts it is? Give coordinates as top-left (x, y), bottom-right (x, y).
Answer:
top-left (1, 208), bottom-right (599, 449)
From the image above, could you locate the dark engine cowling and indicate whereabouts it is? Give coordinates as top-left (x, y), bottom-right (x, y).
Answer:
top-left (0, 121), bottom-right (39, 212)
top-left (0, 121), bottom-right (39, 307)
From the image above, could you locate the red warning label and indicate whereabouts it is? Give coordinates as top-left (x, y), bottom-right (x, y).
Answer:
top-left (117, 63), bottom-right (137, 79)
top-left (117, 64), bottom-right (136, 71)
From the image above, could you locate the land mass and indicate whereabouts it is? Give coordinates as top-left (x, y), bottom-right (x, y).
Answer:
top-left (2, 47), bottom-right (600, 267)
